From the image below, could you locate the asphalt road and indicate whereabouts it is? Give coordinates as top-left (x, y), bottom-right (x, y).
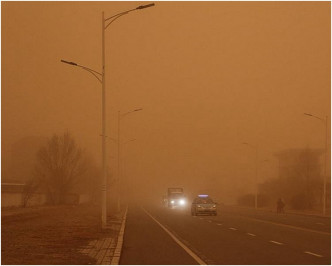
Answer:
top-left (120, 204), bottom-right (331, 265)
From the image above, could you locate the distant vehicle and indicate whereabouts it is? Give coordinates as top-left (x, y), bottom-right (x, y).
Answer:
top-left (166, 188), bottom-right (186, 208)
top-left (191, 195), bottom-right (217, 216)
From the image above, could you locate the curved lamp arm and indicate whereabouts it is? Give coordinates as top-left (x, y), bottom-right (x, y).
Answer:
top-left (105, 12), bottom-right (130, 30)
top-left (304, 113), bottom-right (325, 122)
top-left (121, 108), bottom-right (143, 117)
top-left (104, 3), bottom-right (155, 30)
top-left (122, 138), bottom-right (137, 145)
top-left (242, 142), bottom-right (257, 150)
top-left (61, 59), bottom-right (102, 83)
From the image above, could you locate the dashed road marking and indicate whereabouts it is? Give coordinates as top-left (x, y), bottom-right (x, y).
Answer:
top-left (234, 215), bottom-right (330, 236)
top-left (247, 233), bottom-right (256, 236)
top-left (304, 251), bottom-right (323, 258)
top-left (316, 222), bottom-right (324, 225)
top-left (269, 240), bottom-right (283, 245)
top-left (142, 207), bottom-right (208, 265)
top-left (208, 220), bottom-right (212, 223)
top-left (229, 227), bottom-right (237, 231)
top-left (199, 218), bottom-right (204, 220)
top-left (217, 223), bottom-right (222, 226)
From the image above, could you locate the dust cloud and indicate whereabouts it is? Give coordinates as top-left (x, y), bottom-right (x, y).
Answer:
top-left (2, 1), bottom-right (330, 206)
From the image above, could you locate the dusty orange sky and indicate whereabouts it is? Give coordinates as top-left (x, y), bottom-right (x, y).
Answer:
top-left (2, 1), bottom-right (331, 202)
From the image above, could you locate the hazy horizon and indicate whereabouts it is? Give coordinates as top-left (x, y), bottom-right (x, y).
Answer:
top-left (2, 1), bottom-right (331, 203)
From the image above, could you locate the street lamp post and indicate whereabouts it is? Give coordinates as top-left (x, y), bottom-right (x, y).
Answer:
top-left (117, 138), bottom-right (136, 211)
top-left (242, 142), bottom-right (258, 209)
top-left (61, 3), bottom-right (154, 228)
top-left (304, 113), bottom-right (329, 216)
top-left (117, 108), bottom-right (142, 211)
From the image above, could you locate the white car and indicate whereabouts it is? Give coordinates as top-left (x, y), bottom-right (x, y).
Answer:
top-left (191, 195), bottom-right (217, 216)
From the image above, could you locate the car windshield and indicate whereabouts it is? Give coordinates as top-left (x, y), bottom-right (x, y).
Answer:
top-left (195, 198), bottom-right (214, 204)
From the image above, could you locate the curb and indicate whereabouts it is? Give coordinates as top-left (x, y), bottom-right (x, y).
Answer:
top-left (111, 206), bottom-right (128, 265)
top-left (78, 206), bottom-right (128, 265)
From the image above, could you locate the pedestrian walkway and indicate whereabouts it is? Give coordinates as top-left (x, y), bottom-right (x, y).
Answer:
top-left (78, 207), bottom-right (128, 265)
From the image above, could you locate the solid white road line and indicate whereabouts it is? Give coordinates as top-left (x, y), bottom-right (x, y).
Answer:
top-left (304, 251), bottom-right (323, 257)
top-left (142, 207), bottom-right (207, 265)
top-left (247, 233), bottom-right (256, 236)
top-left (269, 240), bottom-right (283, 245)
top-left (229, 227), bottom-right (237, 230)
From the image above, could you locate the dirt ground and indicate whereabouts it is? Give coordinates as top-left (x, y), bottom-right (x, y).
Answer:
top-left (1, 204), bottom-right (118, 265)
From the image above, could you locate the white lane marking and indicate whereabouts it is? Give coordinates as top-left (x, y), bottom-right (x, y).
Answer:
top-left (304, 251), bottom-right (323, 258)
top-left (142, 207), bottom-right (207, 265)
top-left (217, 223), bottom-right (223, 226)
top-left (229, 227), bottom-right (237, 230)
top-left (208, 220), bottom-right (212, 223)
top-left (269, 240), bottom-right (283, 245)
top-left (316, 222), bottom-right (324, 225)
top-left (199, 218), bottom-right (204, 220)
top-left (234, 215), bottom-right (330, 236)
top-left (247, 233), bottom-right (256, 236)
top-left (110, 206), bottom-right (128, 265)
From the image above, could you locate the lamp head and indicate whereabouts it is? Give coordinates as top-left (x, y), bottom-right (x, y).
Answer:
top-left (136, 3), bottom-right (155, 9)
top-left (61, 59), bottom-right (78, 66)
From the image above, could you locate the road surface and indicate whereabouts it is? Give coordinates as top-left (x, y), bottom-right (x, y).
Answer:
top-left (120, 204), bottom-right (331, 265)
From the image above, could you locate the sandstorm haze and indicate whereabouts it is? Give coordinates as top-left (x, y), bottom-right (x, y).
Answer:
top-left (2, 1), bottom-right (330, 204)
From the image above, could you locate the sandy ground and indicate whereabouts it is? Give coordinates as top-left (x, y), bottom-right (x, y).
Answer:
top-left (1, 204), bottom-right (118, 265)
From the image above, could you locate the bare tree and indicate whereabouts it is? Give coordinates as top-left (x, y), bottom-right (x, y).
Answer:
top-left (22, 178), bottom-right (39, 207)
top-left (259, 148), bottom-right (323, 210)
top-left (76, 153), bottom-right (101, 204)
top-left (34, 131), bottom-right (86, 205)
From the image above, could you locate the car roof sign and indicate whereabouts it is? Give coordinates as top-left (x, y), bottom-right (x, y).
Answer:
top-left (198, 194), bottom-right (209, 198)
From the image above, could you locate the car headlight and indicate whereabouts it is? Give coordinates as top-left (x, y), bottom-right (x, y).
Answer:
top-left (197, 205), bottom-right (202, 208)
top-left (212, 205), bottom-right (216, 208)
top-left (179, 199), bottom-right (186, 205)
top-left (171, 200), bottom-right (175, 204)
